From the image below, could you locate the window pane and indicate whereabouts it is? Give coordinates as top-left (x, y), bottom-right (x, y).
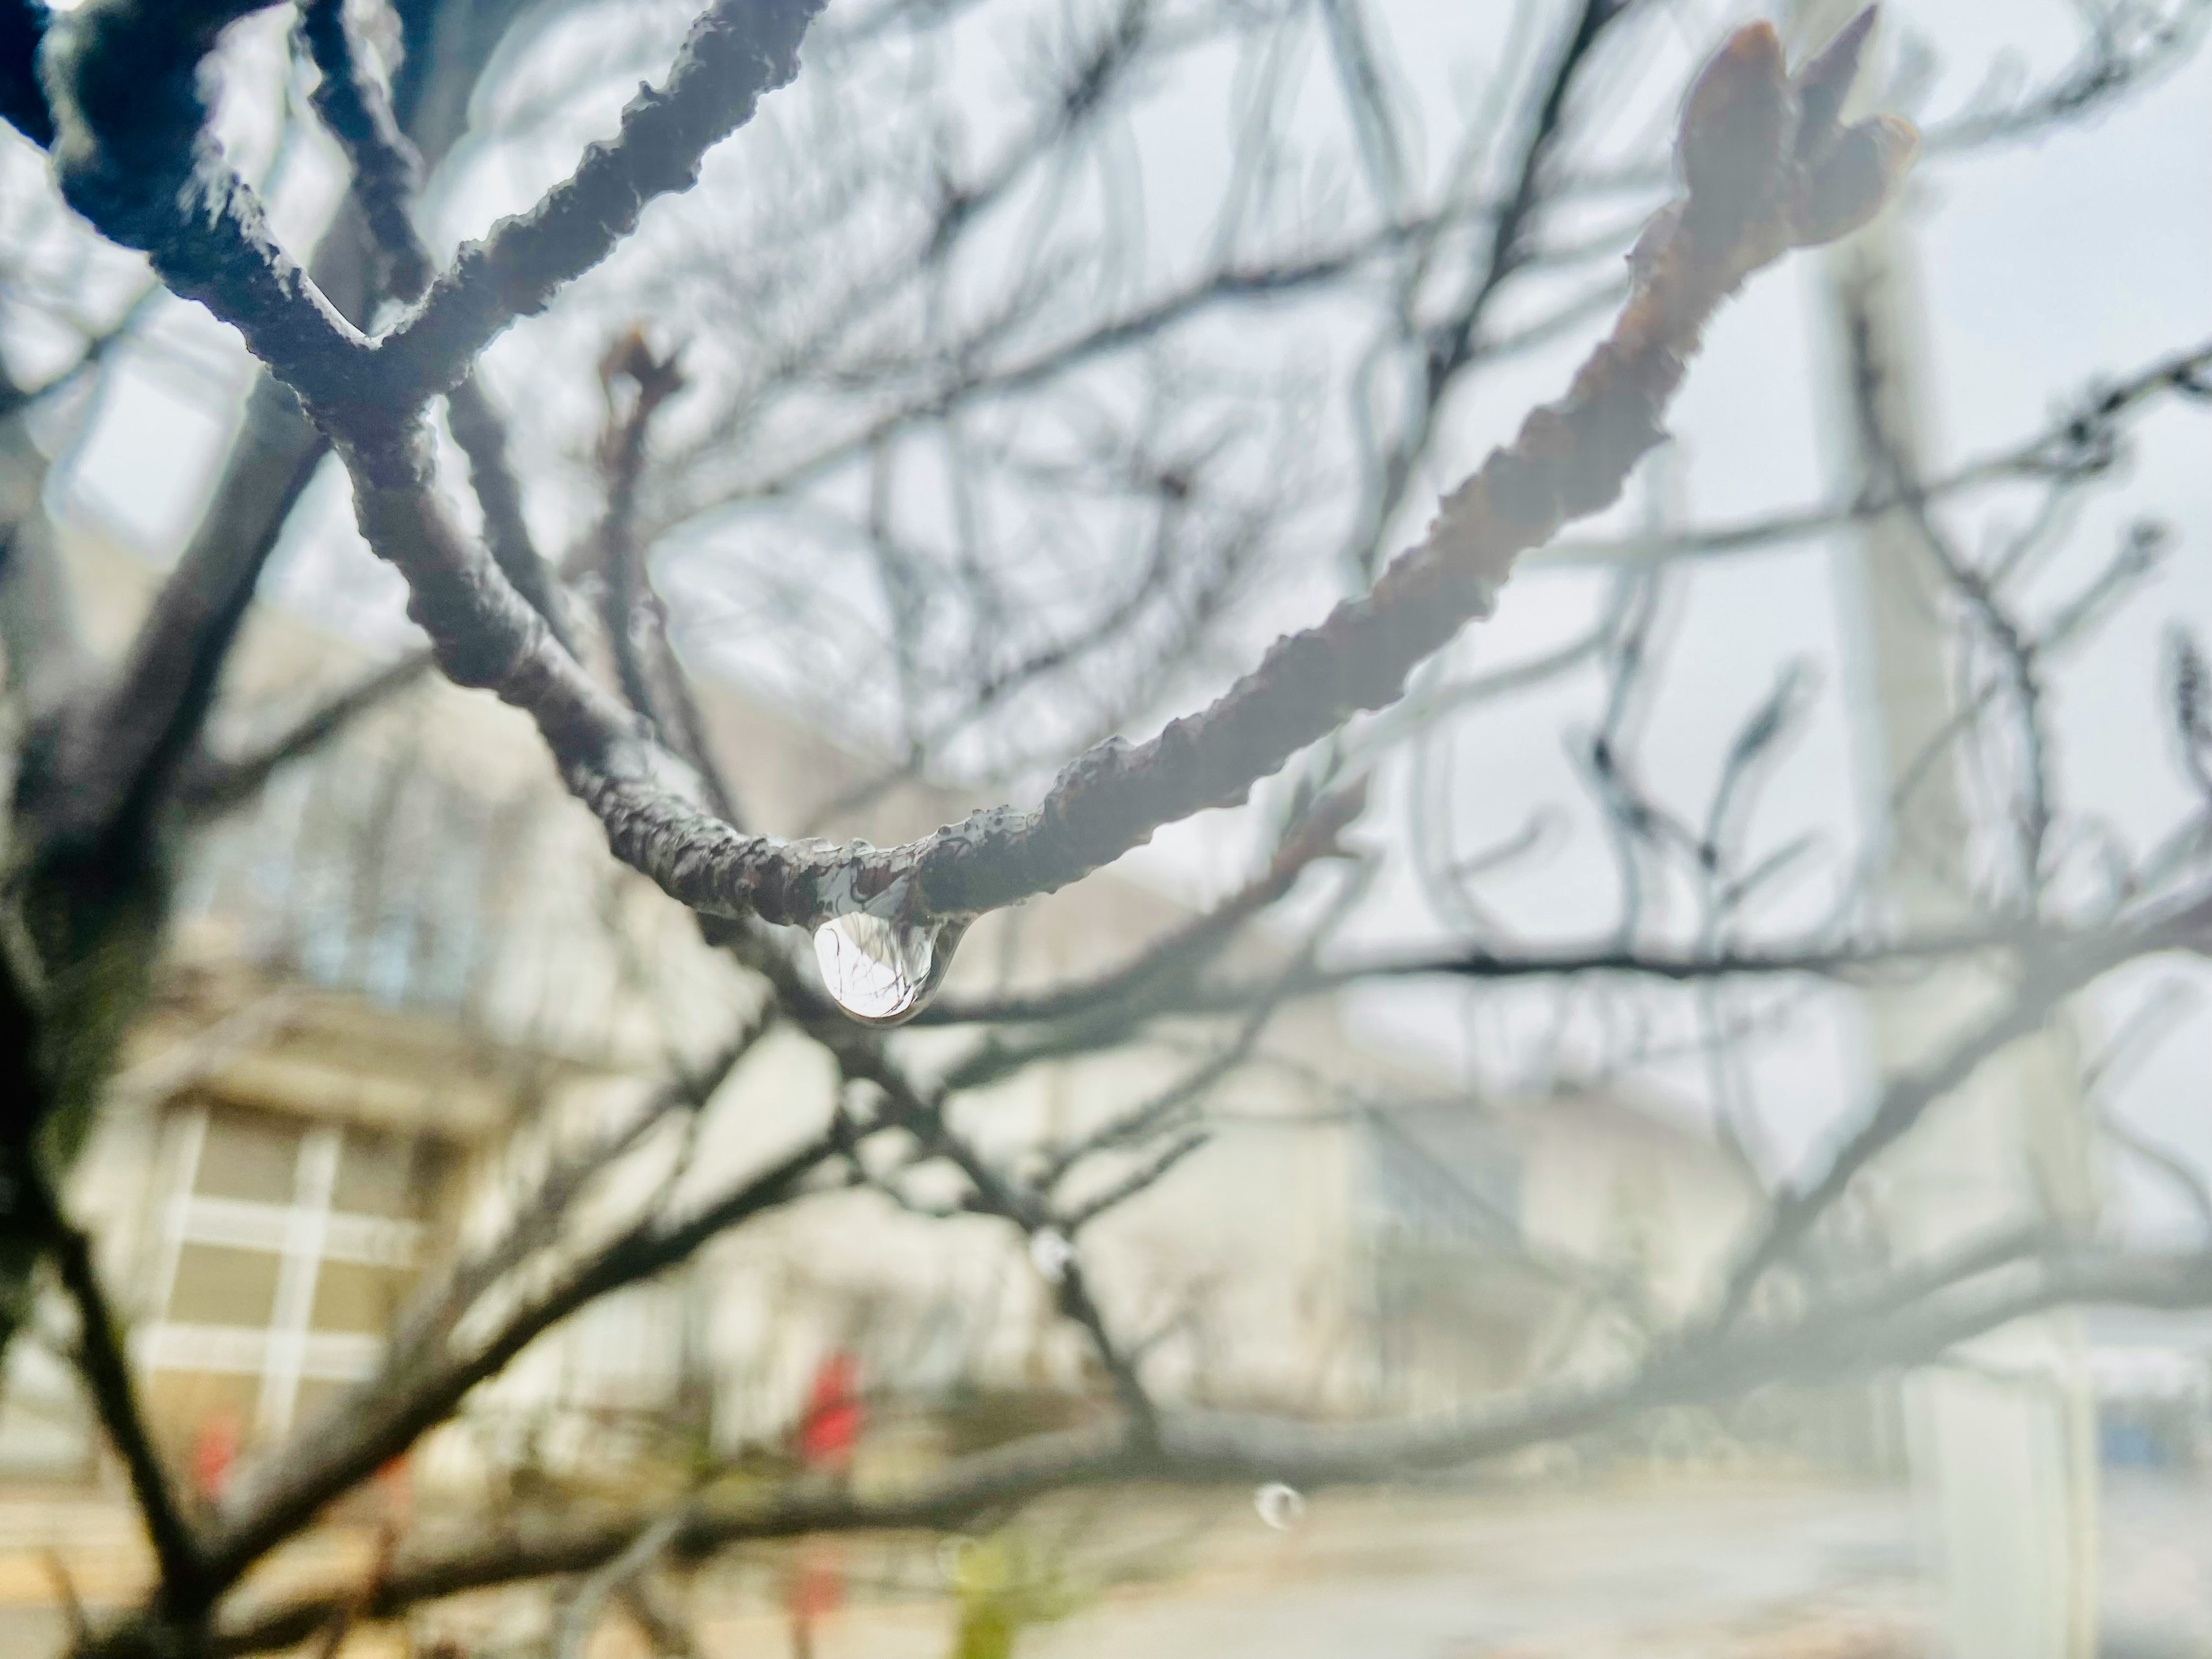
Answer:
top-left (166, 1243), bottom-right (282, 1327)
top-left (331, 1127), bottom-right (438, 1219)
top-left (194, 1105), bottom-right (301, 1205)
top-left (309, 1259), bottom-right (412, 1336)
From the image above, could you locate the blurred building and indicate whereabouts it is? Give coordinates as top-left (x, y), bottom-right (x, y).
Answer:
top-left (1, 527), bottom-right (1772, 1495)
top-left (1362, 1093), bottom-right (1762, 1406)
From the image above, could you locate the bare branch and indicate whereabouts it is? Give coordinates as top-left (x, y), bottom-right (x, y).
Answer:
top-left (1030, 917), bottom-right (2116, 1021)
top-left (1707, 905), bottom-right (2202, 1327)
top-left (1063, 1131), bottom-right (1211, 1232)
top-left (41, 9), bottom-right (1916, 1009)
top-left (616, 1576), bottom-right (701, 1659)
top-left (301, 0), bottom-right (579, 660)
top-left (553, 1514), bottom-right (685, 1659)
top-left (298, 0), bottom-right (431, 304)
top-left (372, 0), bottom-right (824, 407)
top-left (20, 1161), bottom-right (203, 1607)
top-left (800, 984), bottom-right (1161, 1434)
top-left (207, 1237), bottom-right (2212, 1654)
top-left (1541, 336), bottom-right (2212, 566)
top-left (14, 0), bottom-right (487, 863)
top-left (203, 1124), bottom-right (838, 1594)
top-left (586, 328), bottom-right (745, 824)
top-left (177, 652), bottom-right (435, 817)
top-left (918, 783), bottom-right (1363, 1028)
top-left (305, 1524), bottom-right (395, 1659)
top-left (445, 374), bottom-right (578, 657)
top-left (362, 23), bottom-right (1918, 972)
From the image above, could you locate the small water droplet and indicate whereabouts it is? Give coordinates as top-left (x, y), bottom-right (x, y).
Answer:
top-left (1029, 1228), bottom-right (1074, 1283)
top-left (812, 910), bottom-right (957, 1026)
top-left (1254, 1482), bottom-right (1305, 1529)
top-left (935, 1535), bottom-right (976, 1585)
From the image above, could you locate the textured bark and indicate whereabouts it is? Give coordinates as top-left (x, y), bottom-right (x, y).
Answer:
top-left (332, 24), bottom-right (1915, 940)
top-left (32, 1), bottom-right (1912, 975)
top-left (0, 0), bottom-right (50, 147)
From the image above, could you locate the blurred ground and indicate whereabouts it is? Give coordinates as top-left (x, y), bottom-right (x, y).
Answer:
top-left (2, 1472), bottom-right (2209, 1656)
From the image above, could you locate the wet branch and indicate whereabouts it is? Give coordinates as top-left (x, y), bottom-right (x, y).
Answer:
top-left (31, 2), bottom-right (1921, 976)
top-left (916, 783), bottom-right (1364, 1029)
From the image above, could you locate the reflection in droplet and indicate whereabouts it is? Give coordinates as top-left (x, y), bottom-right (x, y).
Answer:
top-left (1254, 1482), bottom-right (1305, 1530)
top-left (813, 910), bottom-right (944, 1025)
top-left (1029, 1228), bottom-right (1074, 1284)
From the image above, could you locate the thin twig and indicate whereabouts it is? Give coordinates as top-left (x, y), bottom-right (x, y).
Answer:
top-left (1705, 907), bottom-right (2195, 1328)
top-left (177, 653), bottom-right (435, 816)
top-left (22, 1160), bottom-right (203, 1605)
top-left (207, 1236), bottom-right (2212, 1656)
top-left (554, 1513), bottom-right (685, 1659)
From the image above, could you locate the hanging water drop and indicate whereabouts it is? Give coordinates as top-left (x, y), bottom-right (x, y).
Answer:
top-left (1253, 1482), bottom-right (1305, 1530)
top-left (935, 1535), bottom-right (977, 1585)
top-left (812, 909), bottom-right (958, 1026)
top-left (1029, 1227), bottom-right (1074, 1284)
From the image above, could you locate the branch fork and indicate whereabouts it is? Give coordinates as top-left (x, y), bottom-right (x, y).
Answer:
top-left (33, 0), bottom-right (1916, 1033)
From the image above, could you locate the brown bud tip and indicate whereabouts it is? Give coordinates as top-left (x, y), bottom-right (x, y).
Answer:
top-left (599, 323), bottom-right (653, 389)
top-left (1792, 5), bottom-right (1879, 163)
top-left (1678, 24), bottom-right (1796, 236)
top-left (1795, 113), bottom-right (1918, 245)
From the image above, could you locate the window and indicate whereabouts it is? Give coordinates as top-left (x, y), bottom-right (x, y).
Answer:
top-left (135, 1100), bottom-right (446, 1461)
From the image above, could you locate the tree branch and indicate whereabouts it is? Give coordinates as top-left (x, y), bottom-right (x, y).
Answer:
top-left (915, 783), bottom-right (1363, 1028)
top-left (176, 651), bottom-right (435, 817)
top-left (370, 0), bottom-right (824, 406)
top-left (203, 1029), bottom-right (806, 1592)
top-left (21, 1162), bottom-right (203, 1608)
top-left (301, 0), bottom-right (579, 658)
top-left (39, 6), bottom-right (1921, 1014)
top-left (445, 374), bottom-right (577, 657)
top-left (0, 0), bottom-right (51, 147)
top-left (204, 1236), bottom-right (2212, 1656)
top-left (589, 329), bottom-right (743, 822)
top-left (1541, 336), bottom-right (2212, 566)
top-left (298, 0), bottom-right (431, 302)
top-left (351, 21), bottom-right (1921, 969)
top-left (1706, 904), bottom-right (2201, 1327)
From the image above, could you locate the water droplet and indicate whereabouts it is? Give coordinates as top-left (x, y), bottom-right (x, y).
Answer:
top-left (1028, 1228), bottom-right (1074, 1283)
top-left (1253, 1482), bottom-right (1305, 1529)
top-left (812, 910), bottom-right (958, 1026)
top-left (935, 1535), bottom-right (976, 1585)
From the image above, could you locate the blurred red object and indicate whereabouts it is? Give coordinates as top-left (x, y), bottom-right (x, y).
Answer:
top-left (797, 1350), bottom-right (862, 1471)
top-left (191, 1409), bottom-right (240, 1500)
top-left (791, 1541), bottom-right (844, 1618)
